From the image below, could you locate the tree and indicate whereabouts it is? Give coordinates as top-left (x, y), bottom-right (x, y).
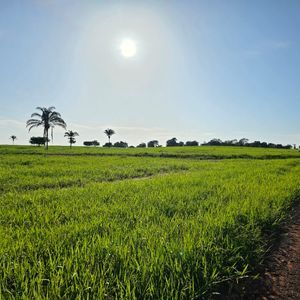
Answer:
top-left (10, 135), bottom-right (17, 144)
top-left (202, 139), bottom-right (223, 146)
top-left (137, 143), bottom-right (146, 148)
top-left (238, 138), bottom-right (249, 146)
top-left (268, 143), bottom-right (276, 148)
top-left (103, 142), bottom-right (112, 147)
top-left (166, 137), bottom-right (184, 147)
top-left (104, 129), bottom-right (115, 146)
top-left (113, 141), bottom-right (128, 148)
top-left (26, 107), bottom-right (66, 150)
top-left (261, 142), bottom-right (268, 148)
top-left (83, 140), bottom-right (100, 146)
top-left (224, 139), bottom-right (238, 146)
top-left (185, 140), bottom-right (199, 146)
top-left (92, 140), bottom-right (100, 146)
top-left (166, 137), bottom-right (177, 147)
top-left (147, 140), bottom-right (159, 147)
top-left (29, 136), bottom-right (49, 146)
top-left (64, 130), bottom-right (79, 148)
top-left (251, 141), bottom-right (262, 147)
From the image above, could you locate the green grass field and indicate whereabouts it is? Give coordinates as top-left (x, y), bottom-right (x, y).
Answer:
top-left (1, 146), bottom-right (300, 299)
top-left (1, 145), bottom-right (300, 159)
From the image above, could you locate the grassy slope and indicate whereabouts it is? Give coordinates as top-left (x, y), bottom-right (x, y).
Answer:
top-left (0, 147), bottom-right (300, 299)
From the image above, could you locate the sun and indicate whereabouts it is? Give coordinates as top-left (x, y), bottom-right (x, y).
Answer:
top-left (120, 39), bottom-right (137, 58)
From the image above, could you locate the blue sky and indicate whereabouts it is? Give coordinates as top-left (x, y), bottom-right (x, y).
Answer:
top-left (0, 0), bottom-right (299, 146)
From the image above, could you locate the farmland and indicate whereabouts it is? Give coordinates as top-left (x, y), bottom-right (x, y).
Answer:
top-left (0, 146), bottom-right (300, 299)
top-left (1, 145), bottom-right (300, 159)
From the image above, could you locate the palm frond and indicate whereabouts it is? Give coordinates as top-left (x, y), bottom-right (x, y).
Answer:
top-left (27, 123), bottom-right (42, 132)
top-left (27, 107), bottom-right (67, 143)
top-left (30, 113), bottom-right (42, 118)
top-left (51, 119), bottom-right (67, 129)
top-left (26, 119), bottom-right (43, 126)
top-left (36, 107), bottom-right (46, 112)
top-left (104, 128), bottom-right (116, 136)
top-left (50, 112), bottom-right (62, 118)
top-left (49, 115), bottom-right (63, 122)
top-left (64, 130), bottom-right (79, 137)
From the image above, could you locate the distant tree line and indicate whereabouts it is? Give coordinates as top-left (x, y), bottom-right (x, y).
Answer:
top-left (165, 138), bottom-right (199, 147)
top-left (23, 106), bottom-right (297, 150)
top-left (27, 135), bottom-right (294, 150)
top-left (103, 141), bottom-right (128, 148)
top-left (202, 138), bottom-right (293, 149)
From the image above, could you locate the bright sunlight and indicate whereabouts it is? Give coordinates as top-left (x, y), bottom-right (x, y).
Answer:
top-left (120, 39), bottom-right (137, 58)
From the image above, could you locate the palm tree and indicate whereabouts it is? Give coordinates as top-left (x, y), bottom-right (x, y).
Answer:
top-left (26, 106), bottom-right (66, 150)
top-left (10, 135), bottom-right (17, 144)
top-left (64, 130), bottom-right (79, 148)
top-left (104, 128), bottom-right (115, 146)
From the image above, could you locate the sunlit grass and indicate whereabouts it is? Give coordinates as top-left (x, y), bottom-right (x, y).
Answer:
top-left (0, 147), bottom-right (300, 298)
top-left (1, 145), bottom-right (300, 159)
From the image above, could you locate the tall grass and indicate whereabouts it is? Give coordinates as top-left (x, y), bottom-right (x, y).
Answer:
top-left (0, 149), bottom-right (299, 298)
top-left (0, 155), bottom-right (189, 193)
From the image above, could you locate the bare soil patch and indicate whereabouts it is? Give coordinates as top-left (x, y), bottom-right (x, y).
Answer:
top-left (247, 203), bottom-right (300, 299)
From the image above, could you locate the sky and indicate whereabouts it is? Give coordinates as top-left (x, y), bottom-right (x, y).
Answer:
top-left (0, 0), bottom-right (299, 146)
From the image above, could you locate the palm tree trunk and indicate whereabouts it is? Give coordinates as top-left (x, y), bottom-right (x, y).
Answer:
top-left (45, 129), bottom-right (49, 150)
top-left (109, 136), bottom-right (111, 146)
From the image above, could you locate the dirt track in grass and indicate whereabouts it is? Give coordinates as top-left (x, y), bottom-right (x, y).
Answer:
top-left (248, 203), bottom-right (300, 299)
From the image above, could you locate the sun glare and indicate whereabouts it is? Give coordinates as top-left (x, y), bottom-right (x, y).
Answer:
top-left (120, 39), bottom-right (137, 58)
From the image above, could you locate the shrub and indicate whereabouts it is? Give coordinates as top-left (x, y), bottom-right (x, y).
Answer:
top-left (29, 136), bottom-right (49, 146)
top-left (185, 141), bottom-right (199, 146)
top-left (113, 141), bottom-right (128, 148)
top-left (137, 143), bottom-right (146, 148)
top-left (84, 140), bottom-right (100, 146)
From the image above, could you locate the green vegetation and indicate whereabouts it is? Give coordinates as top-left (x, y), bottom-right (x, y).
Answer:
top-left (104, 128), bottom-right (116, 146)
top-left (0, 145), bottom-right (299, 159)
top-left (9, 135), bottom-right (17, 145)
top-left (26, 106), bottom-right (66, 150)
top-left (0, 146), bottom-right (300, 299)
top-left (64, 131), bottom-right (79, 148)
